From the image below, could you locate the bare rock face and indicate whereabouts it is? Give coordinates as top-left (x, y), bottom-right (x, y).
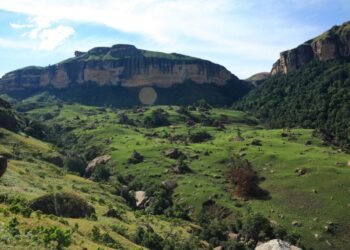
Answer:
top-left (271, 21), bottom-right (350, 75)
top-left (0, 44), bottom-right (235, 92)
top-left (135, 191), bottom-right (148, 208)
top-left (255, 239), bottom-right (302, 250)
top-left (85, 155), bottom-right (112, 174)
top-left (0, 156), bottom-right (8, 178)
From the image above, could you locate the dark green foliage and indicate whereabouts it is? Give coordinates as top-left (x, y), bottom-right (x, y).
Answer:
top-left (29, 192), bottom-right (95, 218)
top-left (91, 225), bottom-right (123, 249)
top-left (37, 226), bottom-right (72, 250)
top-left (63, 155), bottom-right (86, 176)
top-left (134, 226), bottom-right (163, 250)
top-left (0, 194), bottom-right (32, 217)
top-left (144, 108), bottom-right (170, 128)
top-left (240, 213), bottom-right (273, 242)
top-left (7, 217), bottom-right (20, 236)
top-left (235, 59), bottom-right (350, 151)
top-left (90, 164), bottom-right (111, 182)
top-left (188, 130), bottom-right (212, 143)
top-left (200, 219), bottom-right (228, 247)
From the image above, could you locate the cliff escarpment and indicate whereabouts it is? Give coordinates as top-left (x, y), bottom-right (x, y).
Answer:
top-left (271, 21), bottom-right (350, 74)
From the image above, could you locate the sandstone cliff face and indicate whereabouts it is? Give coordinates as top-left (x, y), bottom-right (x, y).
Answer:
top-left (0, 44), bottom-right (234, 92)
top-left (271, 21), bottom-right (350, 74)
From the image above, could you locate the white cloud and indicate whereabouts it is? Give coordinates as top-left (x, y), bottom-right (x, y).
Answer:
top-left (10, 15), bottom-right (74, 50)
top-left (0, 0), bottom-right (346, 77)
top-left (37, 25), bottom-right (75, 50)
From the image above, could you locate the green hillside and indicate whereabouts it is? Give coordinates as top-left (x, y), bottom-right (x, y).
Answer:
top-left (0, 96), bottom-right (348, 249)
top-left (234, 59), bottom-right (350, 151)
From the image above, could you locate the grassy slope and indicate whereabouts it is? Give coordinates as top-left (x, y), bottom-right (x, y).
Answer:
top-left (21, 102), bottom-right (350, 250)
top-left (0, 128), bottom-right (193, 249)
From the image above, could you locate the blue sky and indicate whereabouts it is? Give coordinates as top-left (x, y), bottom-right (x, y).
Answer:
top-left (0, 0), bottom-right (349, 78)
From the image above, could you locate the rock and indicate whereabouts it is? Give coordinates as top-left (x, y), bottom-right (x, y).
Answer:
top-left (292, 221), bottom-right (302, 227)
top-left (29, 192), bottom-right (95, 218)
top-left (0, 155), bottom-right (7, 178)
top-left (228, 232), bottom-right (238, 240)
top-left (135, 191), bottom-right (148, 208)
top-left (294, 168), bottom-right (307, 176)
top-left (347, 160), bottom-right (350, 167)
top-left (305, 140), bottom-right (312, 145)
top-left (128, 151), bottom-right (144, 164)
top-left (233, 136), bottom-right (245, 142)
top-left (214, 247), bottom-right (223, 250)
top-left (162, 180), bottom-right (178, 190)
top-left (85, 155), bottom-right (111, 174)
top-left (255, 239), bottom-right (302, 250)
top-left (165, 148), bottom-right (183, 159)
top-left (251, 139), bottom-right (262, 146)
top-left (103, 208), bottom-right (122, 219)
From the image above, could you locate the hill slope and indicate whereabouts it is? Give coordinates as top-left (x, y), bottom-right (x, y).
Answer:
top-left (235, 59), bottom-right (350, 151)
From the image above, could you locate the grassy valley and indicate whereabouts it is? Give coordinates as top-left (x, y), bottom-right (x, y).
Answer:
top-left (0, 95), bottom-right (349, 249)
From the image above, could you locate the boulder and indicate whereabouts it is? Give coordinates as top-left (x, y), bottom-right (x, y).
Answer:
top-left (0, 155), bottom-right (7, 178)
top-left (29, 192), bottom-right (95, 218)
top-left (135, 191), bottom-right (148, 208)
top-left (162, 180), bottom-right (178, 190)
top-left (251, 139), bottom-right (262, 146)
top-left (85, 155), bottom-right (111, 174)
top-left (255, 239), bottom-right (302, 250)
top-left (165, 148), bottom-right (183, 159)
top-left (128, 151), bottom-right (144, 164)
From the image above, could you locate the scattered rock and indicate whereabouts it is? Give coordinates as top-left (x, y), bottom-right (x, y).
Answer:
top-left (305, 140), bottom-right (312, 145)
top-left (233, 136), bottom-right (245, 142)
top-left (294, 168), bottom-right (307, 176)
top-left (255, 239), bottom-right (302, 250)
top-left (292, 221), bottom-right (302, 227)
top-left (103, 208), bottom-right (122, 219)
top-left (162, 180), bottom-right (178, 190)
top-left (85, 155), bottom-right (111, 174)
top-left (251, 139), bottom-right (262, 146)
top-left (0, 155), bottom-right (8, 178)
top-left (128, 151), bottom-right (144, 164)
top-left (29, 192), bottom-right (95, 218)
top-left (165, 148), bottom-right (183, 159)
top-left (135, 191), bottom-right (148, 208)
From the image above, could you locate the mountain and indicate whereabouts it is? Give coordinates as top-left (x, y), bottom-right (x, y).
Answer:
top-left (0, 44), bottom-right (252, 106)
top-left (271, 21), bottom-right (350, 74)
top-left (246, 72), bottom-right (270, 86)
top-left (235, 22), bottom-right (350, 151)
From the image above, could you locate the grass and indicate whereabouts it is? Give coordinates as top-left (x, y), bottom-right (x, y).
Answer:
top-left (1, 99), bottom-right (350, 249)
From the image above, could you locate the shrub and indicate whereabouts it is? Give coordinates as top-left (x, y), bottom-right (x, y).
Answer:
top-left (90, 164), bottom-right (111, 182)
top-left (225, 157), bottom-right (266, 198)
top-left (39, 226), bottom-right (72, 250)
top-left (144, 109), bottom-right (170, 128)
top-left (240, 213), bottom-right (273, 242)
top-left (188, 131), bottom-right (212, 143)
top-left (29, 192), bottom-right (95, 218)
top-left (134, 226), bottom-right (163, 250)
top-left (63, 155), bottom-right (86, 176)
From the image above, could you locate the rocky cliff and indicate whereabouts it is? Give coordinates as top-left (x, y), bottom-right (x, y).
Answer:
top-left (271, 21), bottom-right (350, 74)
top-left (0, 44), bottom-right (235, 92)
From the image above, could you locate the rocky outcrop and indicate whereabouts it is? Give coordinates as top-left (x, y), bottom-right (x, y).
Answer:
top-left (0, 44), bottom-right (235, 92)
top-left (272, 21), bottom-right (350, 74)
top-left (85, 155), bottom-right (111, 174)
top-left (255, 239), bottom-right (302, 250)
top-left (0, 97), bottom-right (23, 131)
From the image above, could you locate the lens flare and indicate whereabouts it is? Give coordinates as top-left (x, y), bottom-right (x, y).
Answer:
top-left (138, 87), bottom-right (157, 105)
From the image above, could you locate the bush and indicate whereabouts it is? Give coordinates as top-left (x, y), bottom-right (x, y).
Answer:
top-left (38, 226), bottom-right (72, 250)
top-left (188, 131), bottom-right (212, 143)
top-left (225, 157), bottom-right (266, 198)
top-left (144, 109), bottom-right (170, 128)
top-left (29, 192), bottom-right (95, 218)
top-left (134, 226), bottom-right (163, 250)
top-left (63, 155), bottom-right (86, 176)
top-left (90, 164), bottom-right (111, 182)
top-left (241, 213), bottom-right (273, 242)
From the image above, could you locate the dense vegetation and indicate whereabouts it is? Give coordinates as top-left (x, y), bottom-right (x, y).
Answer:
top-left (234, 59), bottom-right (350, 151)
